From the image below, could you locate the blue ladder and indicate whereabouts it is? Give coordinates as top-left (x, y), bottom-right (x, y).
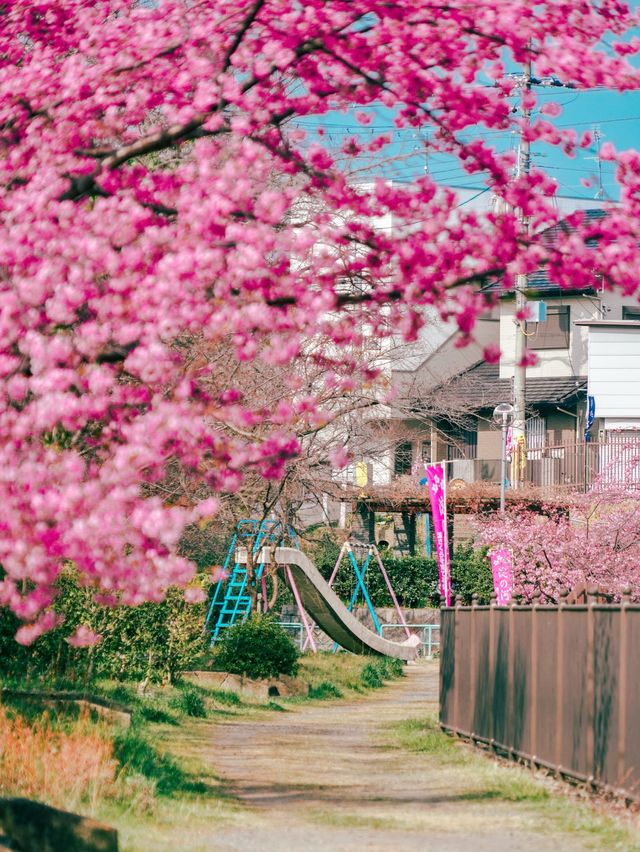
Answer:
top-left (206, 520), bottom-right (299, 645)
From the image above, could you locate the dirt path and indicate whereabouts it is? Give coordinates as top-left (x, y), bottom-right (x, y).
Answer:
top-left (203, 662), bottom-right (589, 852)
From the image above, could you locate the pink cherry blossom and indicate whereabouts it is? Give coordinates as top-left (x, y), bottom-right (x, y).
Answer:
top-left (66, 626), bottom-right (103, 648)
top-left (0, 0), bottom-right (639, 634)
top-left (476, 481), bottom-right (640, 602)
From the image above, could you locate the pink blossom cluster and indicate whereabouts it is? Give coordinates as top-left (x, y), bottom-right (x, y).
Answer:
top-left (1, 0), bottom-right (640, 636)
top-left (476, 487), bottom-right (640, 602)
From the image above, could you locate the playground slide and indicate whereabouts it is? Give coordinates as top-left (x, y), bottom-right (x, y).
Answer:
top-left (266, 547), bottom-right (420, 662)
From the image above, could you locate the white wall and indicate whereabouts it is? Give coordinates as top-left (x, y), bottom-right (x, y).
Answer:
top-left (586, 325), bottom-right (640, 418)
top-left (499, 295), bottom-right (601, 379)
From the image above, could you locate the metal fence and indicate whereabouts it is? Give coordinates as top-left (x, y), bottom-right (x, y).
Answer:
top-left (279, 620), bottom-right (440, 657)
top-left (441, 439), bottom-right (640, 491)
top-left (440, 598), bottom-right (640, 802)
top-left (381, 623), bottom-right (440, 657)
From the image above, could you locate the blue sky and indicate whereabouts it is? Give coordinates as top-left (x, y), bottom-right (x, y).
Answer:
top-left (292, 86), bottom-right (640, 200)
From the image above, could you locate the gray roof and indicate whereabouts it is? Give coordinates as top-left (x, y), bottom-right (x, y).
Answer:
top-left (410, 361), bottom-right (586, 415)
top-left (486, 208), bottom-right (605, 296)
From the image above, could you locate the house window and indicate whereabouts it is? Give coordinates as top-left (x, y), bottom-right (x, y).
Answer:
top-left (622, 306), bottom-right (640, 320)
top-left (394, 441), bottom-right (413, 476)
top-left (526, 415), bottom-right (546, 450)
top-left (527, 305), bottom-right (570, 350)
top-left (447, 428), bottom-right (477, 461)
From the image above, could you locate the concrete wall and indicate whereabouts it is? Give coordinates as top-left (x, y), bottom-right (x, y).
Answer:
top-left (477, 421), bottom-right (502, 460)
top-left (545, 409), bottom-right (578, 445)
top-left (499, 295), bottom-right (599, 379)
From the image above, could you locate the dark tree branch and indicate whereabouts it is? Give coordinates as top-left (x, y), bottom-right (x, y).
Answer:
top-left (223, 0), bottom-right (267, 71)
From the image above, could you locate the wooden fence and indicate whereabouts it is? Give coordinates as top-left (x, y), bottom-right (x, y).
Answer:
top-left (440, 596), bottom-right (640, 801)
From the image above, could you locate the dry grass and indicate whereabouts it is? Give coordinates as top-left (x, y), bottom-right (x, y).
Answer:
top-left (0, 706), bottom-right (116, 813)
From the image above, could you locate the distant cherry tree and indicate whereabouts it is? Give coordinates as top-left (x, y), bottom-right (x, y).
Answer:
top-left (476, 486), bottom-right (640, 602)
top-left (1, 0), bottom-right (640, 639)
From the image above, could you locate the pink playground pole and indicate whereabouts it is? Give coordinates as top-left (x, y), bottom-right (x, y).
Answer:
top-left (372, 546), bottom-right (411, 639)
top-left (285, 565), bottom-right (317, 653)
top-left (327, 541), bottom-right (349, 588)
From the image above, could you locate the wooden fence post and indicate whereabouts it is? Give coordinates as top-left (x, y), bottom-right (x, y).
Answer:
top-left (530, 591), bottom-right (540, 765)
top-left (453, 595), bottom-right (461, 731)
top-left (586, 587), bottom-right (596, 788)
top-left (555, 589), bottom-right (568, 775)
top-left (618, 588), bottom-right (630, 789)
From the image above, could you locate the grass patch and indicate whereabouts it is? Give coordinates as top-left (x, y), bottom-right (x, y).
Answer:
top-left (208, 689), bottom-right (241, 707)
top-left (389, 713), bottom-right (640, 849)
top-left (308, 681), bottom-right (343, 700)
top-left (393, 716), bottom-right (467, 765)
top-left (169, 687), bottom-right (207, 719)
top-left (360, 663), bottom-right (384, 688)
top-left (296, 651), bottom-right (404, 699)
top-left (113, 729), bottom-right (207, 797)
top-left (311, 809), bottom-right (399, 831)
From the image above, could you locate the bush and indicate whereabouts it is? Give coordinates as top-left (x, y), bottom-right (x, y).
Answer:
top-left (213, 616), bottom-right (299, 680)
top-left (169, 687), bottom-right (207, 718)
top-left (312, 530), bottom-right (493, 607)
top-left (450, 543), bottom-right (493, 603)
top-left (360, 663), bottom-right (384, 689)
top-left (308, 681), bottom-right (343, 700)
top-left (0, 565), bottom-right (210, 685)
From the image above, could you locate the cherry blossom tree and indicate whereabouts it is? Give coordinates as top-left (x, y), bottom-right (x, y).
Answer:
top-left (476, 486), bottom-right (640, 603)
top-left (2, 0), bottom-right (640, 639)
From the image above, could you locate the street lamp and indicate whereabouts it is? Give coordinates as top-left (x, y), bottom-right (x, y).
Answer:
top-left (493, 403), bottom-right (515, 513)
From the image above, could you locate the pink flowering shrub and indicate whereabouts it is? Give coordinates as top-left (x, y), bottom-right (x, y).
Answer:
top-left (475, 487), bottom-right (640, 602)
top-left (1, 1), bottom-right (640, 632)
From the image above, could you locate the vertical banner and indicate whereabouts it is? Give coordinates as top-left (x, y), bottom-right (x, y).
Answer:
top-left (425, 464), bottom-right (451, 606)
top-left (585, 394), bottom-right (596, 443)
top-left (489, 548), bottom-right (513, 605)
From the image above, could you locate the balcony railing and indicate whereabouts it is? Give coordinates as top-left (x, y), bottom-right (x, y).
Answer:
top-left (440, 439), bottom-right (640, 491)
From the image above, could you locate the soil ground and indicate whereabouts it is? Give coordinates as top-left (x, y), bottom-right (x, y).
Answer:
top-left (154, 661), bottom-right (632, 852)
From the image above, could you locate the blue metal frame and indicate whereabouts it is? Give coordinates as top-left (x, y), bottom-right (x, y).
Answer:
top-left (345, 549), bottom-right (381, 634)
top-left (207, 519), bottom-right (299, 645)
top-left (331, 545), bottom-right (383, 651)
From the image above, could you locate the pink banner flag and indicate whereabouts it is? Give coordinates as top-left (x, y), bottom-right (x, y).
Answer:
top-left (425, 464), bottom-right (451, 606)
top-left (490, 548), bottom-right (513, 605)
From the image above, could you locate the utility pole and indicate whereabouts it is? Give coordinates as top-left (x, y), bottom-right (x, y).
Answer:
top-left (506, 65), bottom-right (575, 486)
top-left (511, 57), bottom-right (532, 488)
top-left (592, 126), bottom-right (605, 200)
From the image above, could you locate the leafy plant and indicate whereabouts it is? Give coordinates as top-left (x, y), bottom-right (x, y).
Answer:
top-left (360, 663), bottom-right (384, 689)
top-left (0, 566), bottom-right (210, 685)
top-left (312, 530), bottom-right (493, 607)
top-left (213, 616), bottom-right (299, 680)
top-left (169, 687), bottom-right (207, 718)
top-left (308, 681), bottom-right (343, 700)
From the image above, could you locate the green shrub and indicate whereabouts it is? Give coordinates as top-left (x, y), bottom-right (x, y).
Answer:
top-left (360, 663), bottom-right (384, 689)
top-left (0, 565), bottom-right (210, 685)
top-left (213, 616), bottom-right (299, 680)
top-left (312, 530), bottom-right (493, 607)
top-left (308, 681), bottom-right (343, 700)
top-left (169, 686), bottom-right (207, 718)
top-left (451, 543), bottom-right (493, 603)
